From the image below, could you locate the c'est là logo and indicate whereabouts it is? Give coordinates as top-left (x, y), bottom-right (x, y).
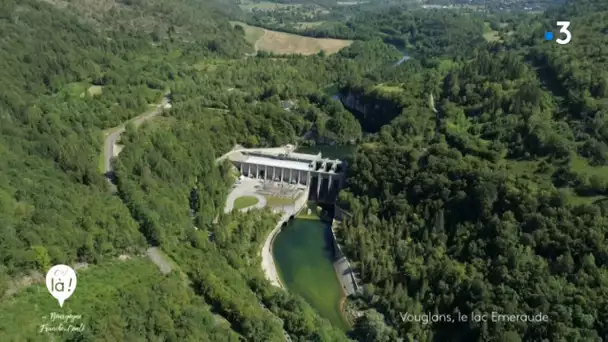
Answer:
top-left (45, 265), bottom-right (77, 307)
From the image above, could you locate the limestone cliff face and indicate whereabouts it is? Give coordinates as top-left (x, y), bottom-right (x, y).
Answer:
top-left (338, 88), bottom-right (403, 133)
top-left (340, 91), bottom-right (385, 117)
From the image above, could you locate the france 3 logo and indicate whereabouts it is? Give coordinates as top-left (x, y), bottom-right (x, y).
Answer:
top-left (545, 21), bottom-right (572, 45)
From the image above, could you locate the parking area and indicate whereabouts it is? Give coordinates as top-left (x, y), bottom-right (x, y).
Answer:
top-left (256, 179), bottom-right (303, 198)
top-left (224, 177), bottom-right (306, 213)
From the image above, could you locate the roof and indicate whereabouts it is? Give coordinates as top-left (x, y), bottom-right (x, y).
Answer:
top-left (242, 155), bottom-right (313, 172)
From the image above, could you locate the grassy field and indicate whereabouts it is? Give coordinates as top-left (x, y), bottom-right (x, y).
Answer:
top-left (373, 83), bottom-right (404, 94)
top-left (560, 188), bottom-right (605, 206)
top-left (63, 82), bottom-right (89, 97)
top-left (483, 22), bottom-right (501, 42)
top-left (233, 22), bottom-right (353, 56)
top-left (234, 196), bottom-right (260, 210)
top-left (63, 83), bottom-right (104, 98)
top-left (85, 85), bottom-right (103, 97)
top-left (266, 195), bottom-right (296, 207)
top-left (570, 155), bottom-right (608, 181)
top-left (504, 156), bottom-right (607, 205)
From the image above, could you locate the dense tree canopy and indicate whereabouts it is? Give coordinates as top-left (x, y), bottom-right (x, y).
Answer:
top-left (1, 0), bottom-right (607, 340)
top-left (334, 0), bottom-right (608, 341)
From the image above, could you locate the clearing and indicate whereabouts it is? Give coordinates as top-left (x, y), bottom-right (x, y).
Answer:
top-left (83, 85), bottom-right (103, 97)
top-left (233, 22), bottom-right (353, 56)
top-left (504, 157), bottom-right (607, 205)
top-left (483, 22), bottom-right (501, 42)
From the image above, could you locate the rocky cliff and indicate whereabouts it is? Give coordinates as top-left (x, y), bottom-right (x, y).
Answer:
top-left (338, 88), bottom-right (404, 133)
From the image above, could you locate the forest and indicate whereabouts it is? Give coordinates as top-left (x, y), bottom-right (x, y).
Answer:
top-left (248, 5), bottom-right (489, 57)
top-left (0, 0), bottom-right (607, 340)
top-left (334, 0), bottom-right (608, 341)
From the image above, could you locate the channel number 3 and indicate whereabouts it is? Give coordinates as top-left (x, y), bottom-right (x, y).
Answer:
top-left (556, 21), bottom-right (572, 45)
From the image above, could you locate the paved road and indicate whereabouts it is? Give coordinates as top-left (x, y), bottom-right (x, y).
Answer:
top-left (261, 212), bottom-right (290, 288)
top-left (103, 97), bottom-right (170, 180)
top-left (334, 256), bottom-right (357, 296)
top-left (101, 97), bottom-right (174, 277)
top-left (100, 98), bottom-right (295, 338)
top-left (215, 144), bottom-right (243, 163)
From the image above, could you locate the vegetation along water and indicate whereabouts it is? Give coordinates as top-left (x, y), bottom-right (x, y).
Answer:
top-left (2, 0), bottom-right (608, 340)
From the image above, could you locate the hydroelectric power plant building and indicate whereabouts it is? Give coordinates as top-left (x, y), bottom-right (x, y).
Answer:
top-left (226, 145), bottom-right (346, 203)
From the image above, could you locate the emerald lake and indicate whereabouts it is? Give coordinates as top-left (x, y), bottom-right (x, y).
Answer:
top-left (296, 145), bottom-right (356, 159)
top-left (272, 218), bottom-right (350, 331)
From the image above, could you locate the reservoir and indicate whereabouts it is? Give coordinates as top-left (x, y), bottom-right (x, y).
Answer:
top-left (296, 145), bottom-right (356, 159)
top-left (272, 217), bottom-right (350, 331)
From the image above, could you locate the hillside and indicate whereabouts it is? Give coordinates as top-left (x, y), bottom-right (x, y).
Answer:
top-left (0, 0), bottom-right (353, 340)
top-left (1, 0), bottom-right (608, 340)
top-left (333, 0), bottom-right (608, 341)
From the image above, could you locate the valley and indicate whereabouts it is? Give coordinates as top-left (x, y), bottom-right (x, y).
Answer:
top-left (0, 0), bottom-right (607, 341)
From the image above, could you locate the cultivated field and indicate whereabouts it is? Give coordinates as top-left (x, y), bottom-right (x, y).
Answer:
top-left (234, 22), bottom-right (352, 55)
top-left (238, 0), bottom-right (301, 11)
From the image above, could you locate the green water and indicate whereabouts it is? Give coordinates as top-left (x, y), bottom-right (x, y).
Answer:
top-left (296, 145), bottom-right (356, 159)
top-left (273, 218), bottom-right (350, 331)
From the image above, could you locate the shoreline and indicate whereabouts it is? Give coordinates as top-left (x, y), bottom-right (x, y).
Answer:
top-left (266, 211), bottom-right (352, 330)
top-left (261, 191), bottom-right (309, 289)
top-left (332, 243), bottom-right (352, 330)
top-left (261, 213), bottom-right (289, 289)
top-left (330, 219), bottom-right (356, 329)
top-left (334, 263), bottom-right (353, 329)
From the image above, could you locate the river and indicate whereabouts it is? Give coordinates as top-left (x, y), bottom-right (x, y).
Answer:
top-left (270, 145), bottom-right (353, 330)
top-left (272, 217), bottom-right (350, 331)
top-left (393, 55), bottom-right (411, 66)
top-left (296, 145), bottom-right (356, 159)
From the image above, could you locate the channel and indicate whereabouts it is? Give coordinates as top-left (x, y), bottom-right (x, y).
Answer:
top-left (272, 216), bottom-right (350, 331)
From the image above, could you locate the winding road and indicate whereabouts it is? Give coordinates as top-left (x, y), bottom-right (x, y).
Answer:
top-left (99, 93), bottom-right (298, 340)
top-left (102, 96), bottom-right (172, 274)
top-left (103, 96), bottom-right (171, 183)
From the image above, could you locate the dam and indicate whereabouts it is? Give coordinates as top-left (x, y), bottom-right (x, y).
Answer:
top-left (226, 145), bottom-right (347, 203)
top-left (224, 145), bottom-right (357, 329)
